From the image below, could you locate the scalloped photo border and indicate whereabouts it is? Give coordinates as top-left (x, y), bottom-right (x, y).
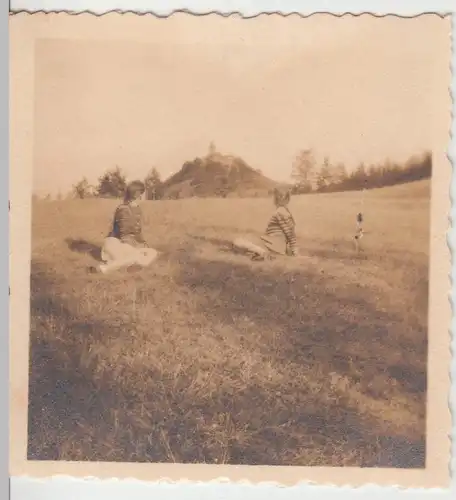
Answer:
top-left (7, 9), bottom-right (454, 491)
top-left (6, 0), bottom-right (456, 17)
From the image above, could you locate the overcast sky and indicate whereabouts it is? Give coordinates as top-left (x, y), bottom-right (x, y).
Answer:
top-left (33, 15), bottom-right (448, 196)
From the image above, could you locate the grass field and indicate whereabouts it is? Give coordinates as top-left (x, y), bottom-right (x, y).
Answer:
top-left (27, 180), bottom-right (430, 467)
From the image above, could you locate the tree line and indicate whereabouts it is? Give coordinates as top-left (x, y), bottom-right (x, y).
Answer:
top-left (72, 166), bottom-right (164, 200)
top-left (67, 149), bottom-right (431, 201)
top-left (290, 149), bottom-right (432, 195)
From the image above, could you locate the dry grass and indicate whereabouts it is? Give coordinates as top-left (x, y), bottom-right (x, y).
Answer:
top-left (28, 180), bottom-right (430, 467)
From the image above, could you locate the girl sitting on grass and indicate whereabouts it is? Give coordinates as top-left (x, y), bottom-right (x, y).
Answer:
top-left (90, 180), bottom-right (159, 274)
top-left (233, 187), bottom-right (298, 260)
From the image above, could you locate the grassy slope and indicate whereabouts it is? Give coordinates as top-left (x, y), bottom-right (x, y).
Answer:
top-left (28, 180), bottom-right (430, 467)
top-left (160, 154), bottom-right (282, 199)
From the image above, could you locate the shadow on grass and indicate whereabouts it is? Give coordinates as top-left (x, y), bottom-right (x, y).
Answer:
top-left (28, 256), bottom-right (426, 468)
top-left (190, 233), bottom-right (374, 263)
top-left (190, 233), bottom-right (430, 280)
top-left (65, 238), bottom-right (101, 261)
top-left (28, 263), bottom-right (121, 460)
top-left (173, 254), bottom-right (427, 467)
top-left (190, 234), bottom-right (239, 254)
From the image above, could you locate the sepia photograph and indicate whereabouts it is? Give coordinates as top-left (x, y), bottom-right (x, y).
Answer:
top-left (9, 12), bottom-right (452, 487)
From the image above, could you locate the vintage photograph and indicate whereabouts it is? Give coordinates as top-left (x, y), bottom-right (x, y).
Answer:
top-left (9, 12), bottom-right (452, 486)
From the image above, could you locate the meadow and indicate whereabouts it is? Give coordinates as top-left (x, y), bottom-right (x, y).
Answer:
top-left (27, 180), bottom-right (430, 467)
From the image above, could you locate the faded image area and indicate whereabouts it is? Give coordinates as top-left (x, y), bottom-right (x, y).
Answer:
top-left (26, 15), bottom-right (445, 469)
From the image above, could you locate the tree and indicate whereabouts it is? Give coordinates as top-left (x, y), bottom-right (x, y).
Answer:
top-left (97, 167), bottom-right (127, 198)
top-left (341, 162), bottom-right (367, 191)
top-left (73, 177), bottom-right (92, 199)
top-left (334, 163), bottom-right (348, 185)
top-left (316, 156), bottom-right (334, 191)
top-left (353, 163), bottom-right (368, 189)
top-left (291, 149), bottom-right (317, 193)
top-left (145, 167), bottom-right (163, 200)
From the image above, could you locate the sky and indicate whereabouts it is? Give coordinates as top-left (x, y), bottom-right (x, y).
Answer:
top-left (33, 15), bottom-right (448, 196)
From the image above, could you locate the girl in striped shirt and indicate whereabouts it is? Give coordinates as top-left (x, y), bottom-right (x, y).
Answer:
top-left (233, 187), bottom-right (298, 260)
top-left (90, 180), bottom-right (159, 274)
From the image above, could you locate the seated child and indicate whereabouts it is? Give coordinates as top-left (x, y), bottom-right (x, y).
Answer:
top-left (233, 187), bottom-right (298, 260)
top-left (90, 180), bottom-right (159, 274)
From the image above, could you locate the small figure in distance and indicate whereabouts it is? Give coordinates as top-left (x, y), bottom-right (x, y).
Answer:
top-left (354, 212), bottom-right (364, 252)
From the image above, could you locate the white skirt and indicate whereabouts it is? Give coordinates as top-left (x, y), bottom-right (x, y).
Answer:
top-left (233, 234), bottom-right (287, 256)
top-left (101, 237), bottom-right (157, 266)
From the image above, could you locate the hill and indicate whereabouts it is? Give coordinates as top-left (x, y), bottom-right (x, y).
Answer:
top-left (161, 150), bottom-right (285, 199)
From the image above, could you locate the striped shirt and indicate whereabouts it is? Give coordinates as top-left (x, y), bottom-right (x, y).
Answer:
top-left (109, 203), bottom-right (147, 247)
top-left (265, 206), bottom-right (297, 256)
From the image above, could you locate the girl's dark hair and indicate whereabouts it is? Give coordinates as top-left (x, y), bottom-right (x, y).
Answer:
top-left (124, 180), bottom-right (146, 202)
top-left (273, 186), bottom-right (291, 207)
